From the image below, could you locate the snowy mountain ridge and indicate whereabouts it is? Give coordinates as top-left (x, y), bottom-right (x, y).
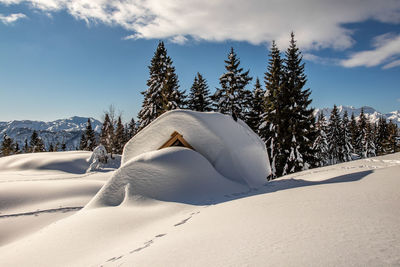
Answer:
top-left (314, 105), bottom-right (400, 126)
top-left (0, 116), bottom-right (102, 150)
top-left (0, 116), bottom-right (102, 134)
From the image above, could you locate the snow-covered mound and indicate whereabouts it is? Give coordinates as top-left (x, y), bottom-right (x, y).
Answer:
top-left (0, 151), bottom-right (91, 174)
top-left (122, 110), bottom-right (270, 188)
top-left (88, 147), bottom-right (247, 207)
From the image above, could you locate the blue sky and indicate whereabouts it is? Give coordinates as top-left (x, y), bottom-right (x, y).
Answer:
top-left (0, 0), bottom-right (399, 122)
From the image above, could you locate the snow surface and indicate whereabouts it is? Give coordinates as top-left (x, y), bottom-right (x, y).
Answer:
top-left (123, 110), bottom-right (270, 188)
top-left (1, 151), bottom-right (400, 266)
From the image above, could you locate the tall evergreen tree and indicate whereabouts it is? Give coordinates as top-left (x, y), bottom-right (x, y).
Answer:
top-left (100, 113), bottom-right (114, 154)
top-left (30, 130), bottom-right (44, 152)
top-left (365, 122), bottom-right (376, 157)
top-left (213, 47), bottom-right (252, 120)
top-left (375, 117), bottom-right (389, 155)
top-left (259, 41), bottom-right (284, 178)
top-left (79, 133), bottom-right (87, 151)
top-left (349, 113), bottom-right (358, 153)
top-left (1, 134), bottom-right (14, 156)
top-left (313, 112), bottom-right (329, 167)
top-left (281, 32), bottom-right (316, 175)
top-left (187, 72), bottom-right (212, 112)
top-left (85, 119), bottom-right (97, 151)
top-left (114, 116), bottom-right (125, 154)
top-left (327, 105), bottom-right (343, 164)
top-left (387, 120), bottom-right (398, 153)
top-left (126, 118), bottom-right (137, 140)
top-left (138, 41), bottom-right (185, 129)
top-left (341, 110), bottom-right (353, 162)
top-left (356, 108), bottom-right (368, 157)
top-left (245, 77), bottom-right (265, 133)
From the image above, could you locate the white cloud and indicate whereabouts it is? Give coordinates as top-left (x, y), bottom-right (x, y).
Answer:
top-left (383, 59), bottom-right (400, 69)
top-left (0, 12), bottom-right (26, 24)
top-left (1, 0), bottom-right (400, 51)
top-left (340, 34), bottom-right (400, 69)
top-left (303, 53), bottom-right (340, 65)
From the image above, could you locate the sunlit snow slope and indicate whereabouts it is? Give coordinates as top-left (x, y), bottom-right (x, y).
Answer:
top-left (0, 151), bottom-right (399, 266)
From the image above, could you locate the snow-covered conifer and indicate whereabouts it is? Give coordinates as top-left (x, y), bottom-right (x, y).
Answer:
top-left (100, 113), bottom-right (114, 155)
top-left (213, 47), bottom-right (252, 120)
top-left (187, 72), bottom-right (212, 112)
top-left (313, 112), bottom-right (329, 167)
top-left (85, 119), bottom-right (97, 151)
top-left (245, 78), bottom-right (265, 133)
top-left (327, 105), bottom-right (343, 164)
top-left (356, 108), bottom-right (368, 158)
top-left (114, 116), bottom-right (125, 154)
top-left (259, 41), bottom-right (283, 178)
top-left (1, 134), bottom-right (14, 156)
top-left (138, 41), bottom-right (185, 129)
top-left (281, 32), bottom-right (316, 173)
top-left (341, 111), bottom-right (353, 162)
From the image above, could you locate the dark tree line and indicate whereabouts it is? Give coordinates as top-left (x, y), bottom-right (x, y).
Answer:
top-left (0, 130), bottom-right (68, 157)
top-left (313, 106), bottom-right (399, 166)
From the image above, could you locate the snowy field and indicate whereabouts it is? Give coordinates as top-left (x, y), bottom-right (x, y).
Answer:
top-left (1, 151), bottom-right (400, 266)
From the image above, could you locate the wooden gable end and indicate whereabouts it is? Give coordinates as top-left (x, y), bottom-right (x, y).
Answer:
top-left (158, 131), bottom-right (194, 150)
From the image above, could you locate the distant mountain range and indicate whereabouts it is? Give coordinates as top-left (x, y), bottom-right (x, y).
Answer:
top-left (1, 106), bottom-right (399, 150)
top-left (314, 106), bottom-right (400, 126)
top-left (0, 116), bottom-right (102, 150)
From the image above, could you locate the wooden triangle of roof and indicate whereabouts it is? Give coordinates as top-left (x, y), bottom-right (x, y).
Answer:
top-left (158, 131), bottom-right (194, 150)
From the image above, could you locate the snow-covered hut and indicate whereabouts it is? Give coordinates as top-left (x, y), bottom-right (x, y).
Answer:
top-left (122, 110), bottom-right (270, 188)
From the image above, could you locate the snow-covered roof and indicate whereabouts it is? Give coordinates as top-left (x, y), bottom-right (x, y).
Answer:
top-left (122, 110), bottom-right (270, 188)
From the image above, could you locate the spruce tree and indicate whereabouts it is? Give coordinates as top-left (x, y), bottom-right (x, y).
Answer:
top-left (313, 112), bottom-right (329, 167)
top-left (375, 117), bottom-right (389, 155)
top-left (187, 72), bottom-right (212, 112)
top-left (327, 105), bottom-right (343, 164)
top-left (245, 78), bottom-right (265, 134)
top-left (1, 134), bottom-right (14, 156)
top-left (85, 119), bottom-right (97, 151)
top-left (127, 118), bottom-right (137, 140)
top-left (213, 47), bottom-right (252, 120)
top-left (281, 32), bottom-right (316, 174)
top-left (30, 130), bottom-right (42, 153)
top-left (349, 113), bottom-right (358, 153)
top-left (100, 113), bottom-right (114, 154)
top-left (114, 116), bottom-right (125, 154)
top-left (365, 122), bottom-right (376, 157)
top-left (259, 41), bottom-right (284, 178)
top-left (49, 143), bottom-right (54, 152)
top-left (138, 41), bottom-right (185, 129)
top-left (387, 120), bottom-right (398, 153)
top-left (341, 111), bottom-right (353, 161)
top-left (79, 133), bottom-right (87, 151)
top-left (356, 108), bottom-right (368, 158)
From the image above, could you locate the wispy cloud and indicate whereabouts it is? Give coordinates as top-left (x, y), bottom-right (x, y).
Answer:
top-left (1, 0), bottom-right (400, 50)
top-left (340, 34), bottom-right (400, 69)
top-left (303, 53), bottom-right (340, 65)
top-left (0, 12), bottom-right (26, 24)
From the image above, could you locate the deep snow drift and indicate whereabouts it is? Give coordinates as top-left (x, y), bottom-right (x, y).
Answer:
top-left (87, 147), bottom-right (248, 207)
top-left (1, 150), bottom-right (400, 266)
top-left (0, 151), bottom-right (117, 246)
top-left (122, 110), bottom-right (270, 187)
